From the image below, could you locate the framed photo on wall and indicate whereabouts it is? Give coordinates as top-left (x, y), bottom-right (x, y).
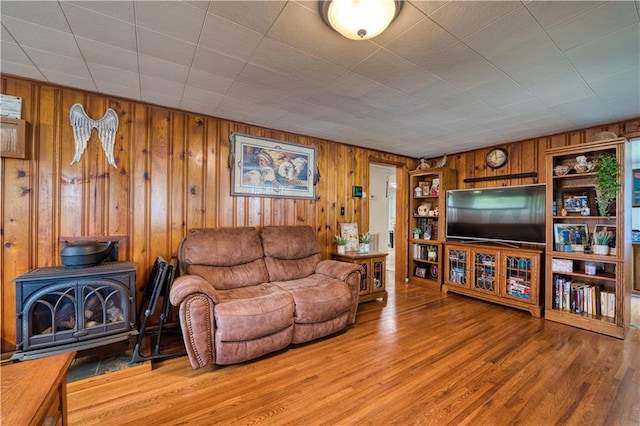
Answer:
top-left (230, 132), bottom-right (317, 199)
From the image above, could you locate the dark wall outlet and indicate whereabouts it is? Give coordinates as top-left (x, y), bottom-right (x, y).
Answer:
top-left (340, 207), bottom-right (345, 215)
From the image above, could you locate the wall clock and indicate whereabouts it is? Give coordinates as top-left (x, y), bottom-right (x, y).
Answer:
top-left (485, 148), bottom-right (508, 169)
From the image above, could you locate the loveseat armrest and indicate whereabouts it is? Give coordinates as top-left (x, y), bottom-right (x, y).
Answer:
top-left (316, 260), bottom-right (364, 325)
top-left (315, 259), bottom-right (364, 282)
top-left (169, 274), bottom-right (221, 306)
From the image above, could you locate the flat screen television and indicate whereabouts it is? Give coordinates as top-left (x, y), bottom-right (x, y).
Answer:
top-left (446, 184), bottom-right (546, 246)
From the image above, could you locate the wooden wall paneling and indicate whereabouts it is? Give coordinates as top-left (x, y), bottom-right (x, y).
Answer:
top-left (107, 100), bottom-right (133, 245)
top-left (168, 111), bottom-right (186, 259)
top-left (36, 86), bottom-right (58, 268)
top-left (149, 108), bottom-right (171, 270)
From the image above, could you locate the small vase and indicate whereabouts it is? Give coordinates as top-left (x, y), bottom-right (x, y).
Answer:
top-left (337, 245), bottom-right (346, 255)
top-left (593, 245), bottom-right (609, 256)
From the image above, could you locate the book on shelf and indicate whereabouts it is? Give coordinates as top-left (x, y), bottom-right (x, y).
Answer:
top-left (553, 276), bottom-right (605, 315)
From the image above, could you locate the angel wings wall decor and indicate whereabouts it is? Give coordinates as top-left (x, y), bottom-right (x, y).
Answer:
top-left (69, 103), bottom-right (119, 168)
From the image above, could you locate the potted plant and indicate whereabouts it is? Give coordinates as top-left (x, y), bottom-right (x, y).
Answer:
top-left (594, 153), bottom-right (621, 216)
top-left (359, 233), bottom-right (372, 253)
top-left (592, 231), bottom-right (613, 255)
top-left (412, 227), bottom-right (422, 239)
top-left (427, 245), bottom-right (437, 261)
top-left (334, 234), bottom-right (347, 254)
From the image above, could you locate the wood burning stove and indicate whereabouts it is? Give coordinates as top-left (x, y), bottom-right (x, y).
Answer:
top-left (12, 262), bottom-right (137, 360)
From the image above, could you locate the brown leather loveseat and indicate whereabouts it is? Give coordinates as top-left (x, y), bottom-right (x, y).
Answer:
top-left (169, 225), bottom-right (364, 369)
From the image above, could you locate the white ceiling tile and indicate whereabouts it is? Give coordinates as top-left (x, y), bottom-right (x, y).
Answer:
top-left (382, 65), bottom-right (439, 95)
top-left (244, 104), bottom-right (289, 125)
top-left (95, 80), bottom-right (140, 100)
top-left (249, 37), bottom-right (307, 76)
top-left (385, 17), bottom-right (458, 64)
top-left (564, 23), bottom-right (640, 82)
top-left (185, 68), bottom-right (234, 94)
top-left (467, 77), bottom-right (534, 109)
top-left (551, 96), bottom-right (616, 123)
top-left (361, 85), bottom-right (423, 111)
top-left (60, 2), bottom-right (136, 51)
top-left (141, 75), bottom-right (185, 99)
top-left (88, 61), bottom-right (139, 88)
top-left (2, 16), bottom-right (81, 58)
top-left (440, 60), bottom-right (503, 91)
top-left (368, 2), bottom-right (429, 46)
top-left (408, 1), bottom-right (449, 17)
top-left (0, 60), bottom-right (45, 81)
top-left (526, 72), bottom-right (593, 107)
top-left (352, 49), bottom-right (413, 82)
top-left (179, 100), bottom-right (219, 117)
top-left (141, 91), bottom-right (181, 109)
top-left (137, 27), bottom-right (197, 67)
top-left (546, 2), bottom-right (638, 51)
top-left (1, 40), bottom-right (31, 66)
top-left (487, 34), bottom-right (561, 73)
top-left (65, 0), bottom-right (135, 24)
top-left (190, 47), bottom-right (244, 78)
top-left (41, 69), bottom-right (96, 92)
top-left (588, 68), bottom-right (640, 104)
top-left (415, 42), bottom-right (484, 77)
top-left (463, 6), bottom-right (545, 58)
top-left (226, 81), bottom-right (270, 103)
top-left (448, 101), bottom-right (509, 124)
top-left (199, 13), bottom-right (264, 61)
top-left (290, 57), bottom-right (347, 86)
top-left (274, 76), bottom-right (323, 100)
top-left (1, 1), bottom-right (69, 32)
top-left (429, 1), bottom-right (520, 40)
top-left (76, 37), bottom-right (138, 73)
top-left (504, 53), bottom-right (575, 88)
top-left (259, 92), bottom-right (301, 111)
top-left (135, 1), bottom-right (205, 44)
top-left (182, 85), bottom-right (224, 107)
top-left (139, 55), bottom-right (189, 84)
top-left (524, 1), bottom-right (606, 29)
top-left (237, 63), bottom-right (287, 91)
top-left (329, 72), bottom-right (378, 98)
top-left (209, 1), bottom-right (286, 34)
top-left (22, 47), bottom-right (90, 77)
top-left (604, 96), bottom-right (640, 120)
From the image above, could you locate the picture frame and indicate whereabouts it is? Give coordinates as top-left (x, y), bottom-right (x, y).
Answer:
top-left (553, 223), bottom-right (588, 250)
top-left (340, 222), bottom-right (359, 252)
top-left (415, 266), bottom-right (427, 278)
top-left (559, 188), bottom-right (595, 216)
top-left (230, 132), bottom-right (317, 199)
top-left (633, 169), bottom-right (640, 207)
top-left (593, 224), bottom-right (616, 248)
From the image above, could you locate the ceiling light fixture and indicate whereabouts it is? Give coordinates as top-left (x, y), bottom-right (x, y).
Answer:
top-left (320, 0), bottom-right (403, 41)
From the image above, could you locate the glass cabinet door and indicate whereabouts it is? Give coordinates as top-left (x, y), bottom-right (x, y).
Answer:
top-left (359, 262), bottom-right (369, 294)
top-left (503, 255), bottom-right (533, 302)
top-left (472, 250), bottom-right (498, 295)
top-left (372, 260), bottom-right (384, 290)
top-left (446, 247), bottom-right (469, 288)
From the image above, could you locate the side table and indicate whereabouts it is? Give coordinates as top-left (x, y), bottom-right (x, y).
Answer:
top-left (331, 251), bottom-right (388, 303)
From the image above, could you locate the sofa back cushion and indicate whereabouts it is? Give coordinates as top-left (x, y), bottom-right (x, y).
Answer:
top-left (180, 227), bottom-right (269, 290)
top-left (259, 226), bottom-right (322, 281)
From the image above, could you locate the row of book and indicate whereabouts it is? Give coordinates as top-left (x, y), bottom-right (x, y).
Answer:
top-left (553, 276), bottom-right (615, 318)
top-left (412, 244), bottom-right (437, 262)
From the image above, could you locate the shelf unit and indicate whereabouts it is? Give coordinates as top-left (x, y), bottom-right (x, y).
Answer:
top-left (408, 167), bottom-right (456, 289)
top-left (332, 251), bottom-right (388, 303)
top-left (443, 242), bottom-right (544, 317)
top-left (545, 138), bottom-right (631, 338)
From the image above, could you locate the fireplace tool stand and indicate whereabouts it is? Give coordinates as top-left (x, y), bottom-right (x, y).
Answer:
top-left (131, 256), bottom-right (186, 362)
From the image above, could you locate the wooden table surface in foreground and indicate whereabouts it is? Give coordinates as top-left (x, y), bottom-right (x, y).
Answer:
top-left (1, 351), bottom-right (76, 425)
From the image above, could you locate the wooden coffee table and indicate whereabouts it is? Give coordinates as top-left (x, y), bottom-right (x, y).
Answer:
top-left (1, 351), bottom-right (76, 425)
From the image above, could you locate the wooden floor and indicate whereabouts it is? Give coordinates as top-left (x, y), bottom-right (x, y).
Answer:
top-left (68, 275), bottom-right (640, 425)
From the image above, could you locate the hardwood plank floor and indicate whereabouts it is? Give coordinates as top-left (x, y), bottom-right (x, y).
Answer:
top-left (67, 274), bottom-right (640, 425)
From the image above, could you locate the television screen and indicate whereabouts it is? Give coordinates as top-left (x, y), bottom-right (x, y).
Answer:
top-left (446, 184), bottom-right (546, 245)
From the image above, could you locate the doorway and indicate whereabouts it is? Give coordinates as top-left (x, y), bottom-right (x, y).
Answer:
top-left (369, 163), bottom-right (397, 273)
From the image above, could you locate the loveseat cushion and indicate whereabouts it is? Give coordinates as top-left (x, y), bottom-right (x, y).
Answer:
top-left (259, 225), bottom-right (322, 281)
top-left (181, 227), bottom-right (269, 289)
top-left (215, 284), bottom-right (295, 341)
top-left (271, 275), bottom-right (352, 323)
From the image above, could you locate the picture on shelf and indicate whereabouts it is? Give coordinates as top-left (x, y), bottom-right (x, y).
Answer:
top-left (415, 266), bottom-right (427, 278)
top-left (340, 223), bottom-right (359, 252)
top-left (553, 223), bottom-right (588, 251)
top-left (558, 189), bottom-right (596, 216)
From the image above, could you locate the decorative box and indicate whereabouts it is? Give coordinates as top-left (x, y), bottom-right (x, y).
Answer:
top-left (551, 258), bottom-right (573, 273)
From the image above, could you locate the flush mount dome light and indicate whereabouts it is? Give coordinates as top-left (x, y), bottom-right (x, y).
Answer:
top-left (320, 0), bottom-right (403, 41)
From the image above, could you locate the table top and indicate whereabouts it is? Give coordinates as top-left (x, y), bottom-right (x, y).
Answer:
top-left (332, 251), bottom-right (389, 260)
top-left (1, 351), bottom-right (76, 425)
